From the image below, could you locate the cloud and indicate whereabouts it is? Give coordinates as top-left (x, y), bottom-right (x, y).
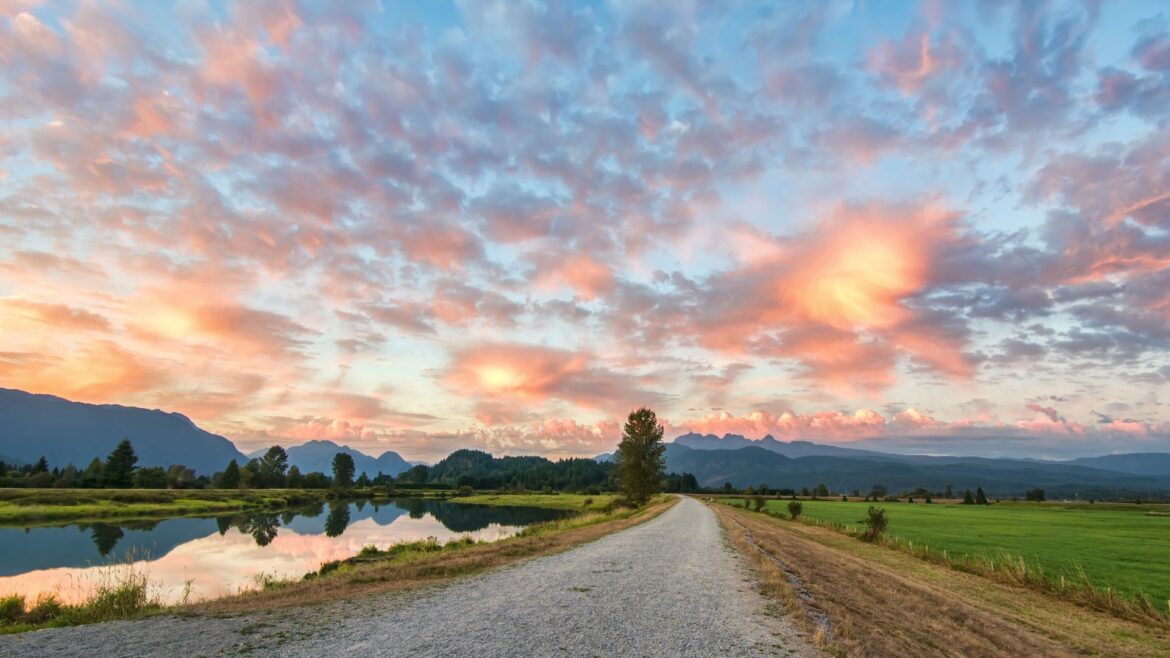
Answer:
top-left (442, 342), bottom-right (665, 420)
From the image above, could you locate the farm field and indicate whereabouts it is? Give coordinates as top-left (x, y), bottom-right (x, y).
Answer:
top-left (740, 498), bottom-right (1170, 607)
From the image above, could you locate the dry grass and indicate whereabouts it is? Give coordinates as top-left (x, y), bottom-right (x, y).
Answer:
top-left (712, 502), bottom-right (1170, 658)
top-left (189, 495), bottom-right (676, 615)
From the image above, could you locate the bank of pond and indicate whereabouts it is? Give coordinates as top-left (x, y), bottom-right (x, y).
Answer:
top-left (0, 496), bottom-right (576, 609)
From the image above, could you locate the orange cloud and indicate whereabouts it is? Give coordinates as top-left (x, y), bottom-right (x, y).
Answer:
top-left (0, 340), bottom-right (166, 402)
top-left (443, 342), bottom-right (663, 420)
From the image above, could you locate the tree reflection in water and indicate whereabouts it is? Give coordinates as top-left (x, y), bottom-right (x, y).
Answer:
top-left (90, 524), bottom-right (124, 556)
top-left (324, 502), bottom-right (351, 538)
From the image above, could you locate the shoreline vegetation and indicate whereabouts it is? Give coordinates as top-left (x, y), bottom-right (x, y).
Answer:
top-left (0, 492), bottom-right (674, 634)
top-left (708, 496), bottom-right (1170, 655)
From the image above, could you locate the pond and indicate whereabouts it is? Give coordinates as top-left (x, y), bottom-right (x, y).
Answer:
top-left (0, 498), bottom-right (569, 605)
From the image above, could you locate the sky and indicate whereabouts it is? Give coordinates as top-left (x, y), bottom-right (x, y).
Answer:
top-left (2, 0), bottom-right (1170, 461)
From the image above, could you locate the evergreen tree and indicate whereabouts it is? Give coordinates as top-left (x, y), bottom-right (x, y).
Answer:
top-left (286, 465), bottom-right (303, 488)
top-left (615, 407), bottom-right (666, 506)
top-left (220, 460), bottom-right (241, 489)
top-left (962, 489), bottom-right (975, 504)
top-left (104, 439), bottom-right (138, 488)
top-left (975, 486), bottom-right (989, 505)
top-left (332, 452), bottom-right (355, 488)
top-left (33, 456), bottom-right (49, 473)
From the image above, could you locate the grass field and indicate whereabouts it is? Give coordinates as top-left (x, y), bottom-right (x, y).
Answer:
top-left (0, 488), bottom-right (338, 524)
top-left (456, 493), bottom-right (617, 511)
top-left (726, 498), bottom-right (1170, 608)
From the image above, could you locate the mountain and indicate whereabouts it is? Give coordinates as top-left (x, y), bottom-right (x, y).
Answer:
top-left (673, 432), bottom-right (896, 459)
top-left (663, 444), bottom-right (1170, 498)
top-left (1065, 453), bottom-right (1170, 477)
top-left (283, 440), bottom-right (412, 478)
top-left (593, 452), bottom-right (613, 462)
top-left (0, 388), bottom-right (245, 476)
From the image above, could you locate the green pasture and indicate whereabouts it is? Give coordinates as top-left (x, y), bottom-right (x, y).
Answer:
top-left (739, 498), bottom-right (1170, 606)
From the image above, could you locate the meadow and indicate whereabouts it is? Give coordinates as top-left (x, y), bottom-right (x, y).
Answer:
top-left (735, 498), bottom-right (1170, 608)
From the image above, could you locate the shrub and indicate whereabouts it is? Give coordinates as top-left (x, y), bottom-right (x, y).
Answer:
top-left (582, 497), bottom-right (593, 508)
top-left (455, 485), bottom-right (474, 497)
top-left (752, 496), bottom-right (765, 512)
top-left (23, 594), bottom-right (64, 624)
top-left (787, 501), bottom-right (803, 520)
top-left (862, 506), bottom-right (888, 541)
top-left (0, 594), bottom-right (24, 624)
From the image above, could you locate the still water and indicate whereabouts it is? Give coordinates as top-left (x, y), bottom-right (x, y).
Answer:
top-left (0, 498), bottom-right (568, 604)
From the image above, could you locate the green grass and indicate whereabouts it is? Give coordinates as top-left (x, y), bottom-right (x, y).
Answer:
top-left (454, 493), bottom-right (618, 511)
top-left (0, 559), bottom-right (163, 634)
top-left (728, 498), bottom-right (1170, 608)
top-left (0, 489), bottom-right (335, 524)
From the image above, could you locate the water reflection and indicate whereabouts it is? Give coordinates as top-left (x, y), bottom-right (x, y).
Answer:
top-left (0, 499), bottom-right (568, 604)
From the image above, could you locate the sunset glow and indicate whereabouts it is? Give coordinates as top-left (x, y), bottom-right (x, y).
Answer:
top-left (2, 1), bottom-right (1169, 460)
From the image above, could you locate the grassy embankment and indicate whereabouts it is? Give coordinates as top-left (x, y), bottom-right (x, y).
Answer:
top-left (0, 488), bottom-right (457, 525)
top-left (1, 493), bottom-right (674, 634)
top-left (711, 501), bottom-right (1170, 657)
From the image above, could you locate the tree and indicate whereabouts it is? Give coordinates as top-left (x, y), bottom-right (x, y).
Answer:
top-left (962, 489), bottom-right (975, 505)
top-left (258, 446), bottom-right (289, 488)
top-left (753, 496), bottom-right (765, 512)
top-left (33, 456), bottom-right (49, 473)
top-left (167, 464), bottom-right (196, 489)
top-left (800, 486), bottom-right (810, 497)
top-left (80, 458), bottom-right (104, 488)
top-left (863, 506), bottom-right (888, 541)
top-left (286, 465), bottom-right (303, 488)
top-left (975, 487), bottom-right (989, 505)
top-left (399, 464), bottom-right (430, 485)
top-left (787, 500), bottom-right (803, 520)
top-left (814, 483), bottom-right (830, 498)
top-left (614, 407), bottom-right (666, 506)
top-left (133, 467), bottom-right (168, 489)
top-left (332, 452), bottom-right (355, 488)
top-left (219, 460), bottom-right (241, 489)
top-left (355, 472), bottom-right (370, 488)
top-left (104, 439), bottom-right (138, 488)
top-left (759, 483), bottom-right (769, 496)
top-left (870, 484), bottom-right (888, 499)
top-left (1025, 487), bottom-right (1046, 502)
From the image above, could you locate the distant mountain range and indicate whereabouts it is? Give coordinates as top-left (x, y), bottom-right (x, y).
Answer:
top-left (660, 434), bottom-right (1170, 498)
top-left (0, 388), bottom-right (246, 475)
top-left (250, 440), bottom-right (412, 478)
top-left (0, 389), bottom-right (410, 477)
top-left (4, 388), bottom-right (1169, 497)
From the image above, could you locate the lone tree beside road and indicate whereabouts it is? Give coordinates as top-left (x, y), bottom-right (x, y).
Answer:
top-left (616, 407), bottom-right (666, 506)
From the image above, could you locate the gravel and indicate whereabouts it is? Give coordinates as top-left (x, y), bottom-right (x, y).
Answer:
top-left (2, 497), bottom-right (818, 657)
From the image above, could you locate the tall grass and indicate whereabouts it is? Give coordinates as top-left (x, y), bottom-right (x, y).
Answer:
top-left (0, 551), bottom-right (164, 634)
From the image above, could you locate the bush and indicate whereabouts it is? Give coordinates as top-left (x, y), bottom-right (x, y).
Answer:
top-left (23, 594), bottom-right (64, 624)
top-left (0, 594), bottom-right (24, 624)
top-left (752, 496), bottom-right (765, 512)
top-left (582, 497), bottom-right (593, 508)
top-left (862, 506), bottom-right (888, 542)
top-left (787, 501), bottom-right (803, 520)
top-left (455, 485), bottom-right (474, 497)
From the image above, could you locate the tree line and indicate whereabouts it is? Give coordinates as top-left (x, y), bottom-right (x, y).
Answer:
top-left (0, 431), bottom-right (694, 496)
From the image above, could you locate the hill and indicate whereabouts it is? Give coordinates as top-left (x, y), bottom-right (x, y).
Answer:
top-left (0, 388), bottom-right (245, 476)
top-left (1065, 453), bottom-right (1170, 477)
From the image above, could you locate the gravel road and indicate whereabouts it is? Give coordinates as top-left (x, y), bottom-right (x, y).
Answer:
top-left (2, 497), bottom-right (817, 657)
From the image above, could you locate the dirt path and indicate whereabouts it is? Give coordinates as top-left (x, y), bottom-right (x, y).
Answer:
top-left (2, 497), bottom-right (817, 657)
